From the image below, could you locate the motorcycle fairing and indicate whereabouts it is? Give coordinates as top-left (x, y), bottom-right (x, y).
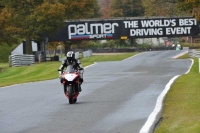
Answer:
top-left (64, 74), bottom-right (78, 81)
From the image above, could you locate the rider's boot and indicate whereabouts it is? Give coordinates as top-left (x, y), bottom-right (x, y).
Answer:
top-left (79, 85), bottom-right (82, 92)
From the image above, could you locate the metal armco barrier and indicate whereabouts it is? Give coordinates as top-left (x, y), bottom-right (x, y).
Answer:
top-left (188, 49), bottom-right (200, 58)
top-left (9, 54), bottom-right (35, 67)
top-left (83, 50), bottom-right (92, 58)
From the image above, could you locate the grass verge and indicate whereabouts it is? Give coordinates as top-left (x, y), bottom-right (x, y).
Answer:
top-left (154, 57), bottom-right (200, 133)
top-left (0, 52), bottom-right (138, 87)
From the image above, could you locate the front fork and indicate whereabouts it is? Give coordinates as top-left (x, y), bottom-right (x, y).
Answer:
top-left (63, 83), bottom-right (78, 93)
top-left (63, 78), bottom-right (80, 94)
top-left (63, 84), bottom-right (79, 100)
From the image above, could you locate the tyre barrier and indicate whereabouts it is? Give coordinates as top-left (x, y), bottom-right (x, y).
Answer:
top-left (188, 49), bottom-right (200, 58)
top-left (9, 54), bottom-right (35, 67)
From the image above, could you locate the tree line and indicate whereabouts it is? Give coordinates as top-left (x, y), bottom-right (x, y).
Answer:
top-left (0, 0), bottom-right (101, 54)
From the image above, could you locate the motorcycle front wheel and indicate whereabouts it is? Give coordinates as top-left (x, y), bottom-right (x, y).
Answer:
top-left (67, 85), bottom-right (74, 104)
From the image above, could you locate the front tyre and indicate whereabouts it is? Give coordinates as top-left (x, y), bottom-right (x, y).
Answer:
top-left (67, 85), bottom-right (74, 104)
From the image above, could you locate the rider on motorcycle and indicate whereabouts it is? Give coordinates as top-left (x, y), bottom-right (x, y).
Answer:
top-left (58, 51), bottom-right (84, 92)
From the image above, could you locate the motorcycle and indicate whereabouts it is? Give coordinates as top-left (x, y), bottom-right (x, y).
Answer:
top-left (60, 65), bottom-right (84, 104)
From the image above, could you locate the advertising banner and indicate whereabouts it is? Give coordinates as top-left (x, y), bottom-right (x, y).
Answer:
top-left (49, 17), bottom-right (199, 41)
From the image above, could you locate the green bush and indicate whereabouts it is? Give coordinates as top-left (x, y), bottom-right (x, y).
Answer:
top-left (181, 43), bottom-right (200, 48)
top-left (88, 41), bottom-right (101, 48)
top-left (137, 43), bottom-right (150, 49)
top-left (0, 44), bottom-right (13, 63)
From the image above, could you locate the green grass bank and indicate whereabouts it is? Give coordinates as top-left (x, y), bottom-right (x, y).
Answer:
top-left (0, 52), bottom-right (138, 87)
top-left (154, 57), bottom-right (200, 133)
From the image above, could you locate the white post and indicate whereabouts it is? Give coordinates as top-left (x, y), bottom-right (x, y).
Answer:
top-left (199, 58), bottom-right (200, 73)
top-left (8, 55), bottom-right (12, 67)
top-left (38, 54), bottom-right (42, 62)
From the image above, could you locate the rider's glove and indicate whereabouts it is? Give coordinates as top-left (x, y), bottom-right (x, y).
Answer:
top-left (59, 75), bottom-right (64, 83)
top-left (79, 67), bottom-right (83, 70)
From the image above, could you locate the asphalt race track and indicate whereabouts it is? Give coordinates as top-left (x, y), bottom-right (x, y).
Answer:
top-left (0, 50), bottom-right (192, 133)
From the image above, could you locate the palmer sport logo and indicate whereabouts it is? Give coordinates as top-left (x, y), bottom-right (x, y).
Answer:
top-left (68, 23), bottom-right (118, 40)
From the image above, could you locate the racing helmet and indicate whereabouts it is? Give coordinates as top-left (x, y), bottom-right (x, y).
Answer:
top-left (66, 51), bottom-right (75, 62)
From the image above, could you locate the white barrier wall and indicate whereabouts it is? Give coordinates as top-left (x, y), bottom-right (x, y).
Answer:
top-left (75, 52), bottom-right (79, 59)
top-left (59, 51), bottom-right (91, 62)
top-left (83, 50), bottom-right (92, 58)
top-left (11, 41), bottom-right (38, 55)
